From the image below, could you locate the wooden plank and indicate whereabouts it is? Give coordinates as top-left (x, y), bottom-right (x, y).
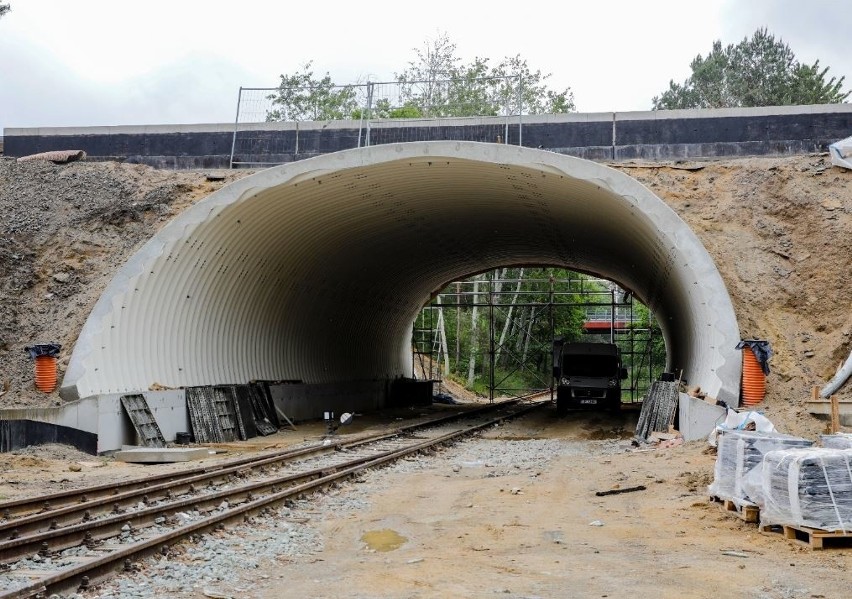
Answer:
top-left (762, 523), bottom-right (852, 550)
top-left (805, 399), bottom-right (852, 416)
top-left (830, 394), bottom-right (841, 434)
top-left (710, 496), bottom-right (759, 524)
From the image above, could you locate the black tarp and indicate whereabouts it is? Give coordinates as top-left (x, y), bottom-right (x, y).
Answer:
top-left (737, 339), bottom-right (773, 375)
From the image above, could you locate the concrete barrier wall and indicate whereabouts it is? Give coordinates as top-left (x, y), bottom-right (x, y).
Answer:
top-left (0, 390), bottom-right (189, 454)
top-left (5, 104), bottom-right (852, 169)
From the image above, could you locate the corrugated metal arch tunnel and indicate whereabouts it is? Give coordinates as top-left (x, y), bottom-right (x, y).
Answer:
top-left (61, 142), bottom-right (741, 404)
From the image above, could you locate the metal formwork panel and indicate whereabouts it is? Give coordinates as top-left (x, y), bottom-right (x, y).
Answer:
top-left (186, 387), bottom-right (224, 444)
top-left (233, 385), bottom-right (257, 440)
top-left (120, 394), bottom-right (166, 448)
top-left (249, 382), bottom-right (279, 436)
top-left (211, 386), bottom-right (239, 442)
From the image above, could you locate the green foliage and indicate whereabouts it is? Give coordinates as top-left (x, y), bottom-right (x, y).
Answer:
top-left (266, 62), bottom-right (360, 122)
top-left (653, 28), bottom-right (849, 109)
top-left (355, 99), bottom-right (423, 120)
top-left (425, 268), bottom-right (610, 395)
top-left (396, 34), bottom-right (575, 117)
top-left (625, 301), bottom-right (666, 382)
top-left (267, 33), bottom-right (575, 122)
top-left (421, 268), bottom-right (668, 400)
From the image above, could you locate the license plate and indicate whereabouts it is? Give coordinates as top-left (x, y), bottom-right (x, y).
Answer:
top-left (579, 399), bottom-right (597, 405)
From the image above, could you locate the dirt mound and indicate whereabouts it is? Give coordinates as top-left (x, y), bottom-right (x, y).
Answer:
top-left (1, 154), bottom-right (850, 437)
top-left (620, 154), bottom-right (852, 435)
top-left (0, 158), bottom-right (248, 406)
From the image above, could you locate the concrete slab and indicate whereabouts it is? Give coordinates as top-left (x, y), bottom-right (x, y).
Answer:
top-left (114, 447), bottom-right (211, 463)
top-left (678, 393), bottom-right (726, 442)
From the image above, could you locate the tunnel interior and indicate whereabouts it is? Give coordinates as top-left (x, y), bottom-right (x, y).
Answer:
top-left (61, 142), bottom-right (741, 404)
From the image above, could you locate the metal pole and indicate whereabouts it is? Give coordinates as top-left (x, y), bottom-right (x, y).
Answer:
top-left (611, 111), bottom-right (616, 161)
top-left (610, 288), bottom-right (615, 345)
top-left (455, 282), bottom-right (461, 370)
top-left (229, 87), bottom-right (243, 169)
top-left (489, 272), bottom-right (496, 403)
top-left (365, 82), bottom-right (374, 147)
top-left (517, 75), bottom-right (523, 147)
top-left (648, 308), bottom-right (654, 387)
top-left (504, 77), bottom-right (510, 144)
top-left (549, 275), bottom-right (555, 402)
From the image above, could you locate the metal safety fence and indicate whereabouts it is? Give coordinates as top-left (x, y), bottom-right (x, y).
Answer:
top-left (229, 76), bottom-right (524, 168)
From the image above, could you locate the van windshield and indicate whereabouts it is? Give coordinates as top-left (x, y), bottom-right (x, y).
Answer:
top-left (563, 355), bottom-right (618, 378)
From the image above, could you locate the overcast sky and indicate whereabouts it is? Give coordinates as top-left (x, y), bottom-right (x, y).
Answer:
top-left (1, 0), bottom-right (850, 131)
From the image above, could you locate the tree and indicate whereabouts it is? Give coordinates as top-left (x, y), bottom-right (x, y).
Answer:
top-left (266, 33), bottom-right (575, 122)
top-left (395, 33), bottom-right (575, 117)
top-left (653, 28), bottom-right (849, 109)
top-left (0, 4), bottom-right (10, 18)
top-left (266, 62), bottom-right (359, 122)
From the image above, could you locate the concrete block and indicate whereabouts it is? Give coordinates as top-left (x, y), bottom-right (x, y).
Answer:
top-left (114, 447), bottom-right (211, 463)
top-left (678, 393), bottom-right (726, 442)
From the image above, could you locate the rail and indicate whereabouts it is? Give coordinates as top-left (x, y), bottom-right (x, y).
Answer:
top-left (0, 399), bottom-right (545, 598)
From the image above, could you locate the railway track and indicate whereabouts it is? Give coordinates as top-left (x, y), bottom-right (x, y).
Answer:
top-left (0, 398), bottom-right (545, 598)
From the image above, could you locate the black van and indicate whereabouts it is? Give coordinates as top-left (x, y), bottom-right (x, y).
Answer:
top-left (553, 341), bottom-right (627, 413)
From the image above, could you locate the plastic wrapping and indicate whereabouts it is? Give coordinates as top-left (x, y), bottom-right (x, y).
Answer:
top-left (708, 430), bottom-right (812, 506)
top-left (23, 343), bottom-right (61, 359)
top-left (707, 408), bottom-right (775, 447)
top-left (821, 433), bottom-right (852, 450)
top-left (760, 448), bottom-right (852, 532)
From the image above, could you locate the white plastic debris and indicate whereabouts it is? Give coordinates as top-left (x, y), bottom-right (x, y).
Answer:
top-left (707, 408), bottom-right (776, 447)
top-left (829, 135), bottom-right (852, 170)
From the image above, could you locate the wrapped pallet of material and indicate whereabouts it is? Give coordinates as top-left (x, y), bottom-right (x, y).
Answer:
top-left (760, 448), bottom-right (852, 532)
top-left (708, 430), bottom-right (812, 506)
top-left (820, 433), bottom-right (852, 449)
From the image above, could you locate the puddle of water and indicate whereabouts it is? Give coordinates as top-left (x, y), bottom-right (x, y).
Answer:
top-left (361, 528), bottom-right (407, 552)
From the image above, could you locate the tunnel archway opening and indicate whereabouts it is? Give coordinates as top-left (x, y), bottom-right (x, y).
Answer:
top-left (413, 267), bottom-right (668, 405)
top-left (61, 142), bottom-right (740, 409)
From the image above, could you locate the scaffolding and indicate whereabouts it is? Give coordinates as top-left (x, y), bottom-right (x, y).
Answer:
top-left (412, 271), bottom-right (662, 404)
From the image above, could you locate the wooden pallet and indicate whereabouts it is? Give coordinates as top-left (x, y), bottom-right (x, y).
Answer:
top-left (761, 523), bottom-right (852, 550)
top-left (710, 496), bottom-right (759, 524)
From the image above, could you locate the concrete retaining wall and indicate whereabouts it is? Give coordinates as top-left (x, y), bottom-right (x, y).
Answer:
top-left (269, 380), bottom-right (388, 422)
top-left (0, 382), bottom-right (396, 454)
top-left (5, 104), bottom-right (852, 169)
top-left (0, 390), bottom-right (187, 454)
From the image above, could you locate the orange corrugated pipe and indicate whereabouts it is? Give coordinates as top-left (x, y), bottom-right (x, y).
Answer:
top-left (741, 348), bottom-right (766, 406)
top-left (34, 355), bottom-right (59, 393)
top-left (25, 343), bottom-right (62, 393)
